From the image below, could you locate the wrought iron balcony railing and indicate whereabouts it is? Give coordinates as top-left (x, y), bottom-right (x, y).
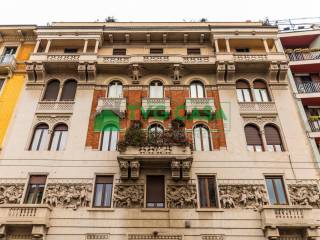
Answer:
top-left (296, 81), bottom-right (320, 94)
top-left (286, 48), bottom-right (320, 61)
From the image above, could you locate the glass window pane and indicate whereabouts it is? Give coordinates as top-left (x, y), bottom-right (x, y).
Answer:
top-left (26, 185), bottom-right (37, 203)
top-left (198, 178), bottom-right (208, 207)
top-left (194, 127), bottom-right (202, 151)
top-left (108, 85), bottom-right (116, 98)
top-left (254, 89), bottom-right (262, 102)
top-left (103, 184), bottom-right (113, 207)
top-left (201, 128), bottom-right (211, 151)
top-left (207, 177), bottom-right (217, 207)
top-left (266, 179), bottom-right (277, 205)
top-left (260, 89), bottom-right (269, 102)
top-left (274, 179), bottom-right (287, 204)
top-left (247, 145), bottom-right (254, 151)
top-left (31, 129), bottom-right (48, 151)
top-left (116, 85), bottom-right (123, 98)
top-left (50, 131), bottom-right (60, 151)
top-left (237, 89), bottom-right (244, 102)
top-left (243, 89), bottom-right (252, 102)
top-left (267, 145), bottom-right (275, 152)
top-left (196, 84), bottom-right (204, 98)
top-left (101, 131), bottom-right (111, 151)
top-left (31, 129), bottom-right (42, 150)
top-left (109, 131), bottom-right (118, 151)
top-left (38, 129), bottom-right (48, 150)
top-left (59, 131), bottom-right (68, 150)
top-left (35, 185), bottom-right (45, 204)
top-left (255, 145), bottom-right (262, 152)
top-left (190, 84), bottom-right (197, 98)
top-left (275, 145), bottom-right (282, 152)
top-left (94, 184), bottom-right (103, 206)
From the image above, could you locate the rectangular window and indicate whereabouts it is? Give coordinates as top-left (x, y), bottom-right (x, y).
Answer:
top-left (236, 48), bottom-right (250, 53)
top-left (187, 48), bottom-right (201, 55)
top-left (265, 176), bottom-right (288, 205)
top-left (0, 79), bottom-right (5, 93)
top-left (198, 176), bottom-right (218, 208)
top-left (25, 175), bottom-right (47, 204)
top-left (146, 176), bottom-right (165, 208)
top-left (1, 47), bottom-right (17, 63)
top-left (150, 48), bottom-right (163, 54)
top-left (93, 176), bottom-right (113, 208)
top-left (64, 48), bottom-right (78, 53)
top-left (113, 49), bottom-right (126, 55)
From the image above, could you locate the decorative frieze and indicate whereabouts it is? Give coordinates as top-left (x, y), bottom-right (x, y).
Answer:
top-left (201, 234), bottom-right (224, 240)
top-left (166, 184), bottom-right (197, 208)
top-left (128, 234), bottom-right (183, 240)
top-left (234, 53), bottom-right (268, 62)
top-left (47, 54), bottom-right (80, 62)
top-left (113, 184), bottom-right (144, 208)
top-left (288, 184), bottom-right (320, 208)
top-left (86, 233), bottom-right (109, 239)
top-left (0, 184), bottom-right (24, 204)
top-left (219, 184), bottom-right (269, 209)
top-left (44, 184), bottom-right (92, 210)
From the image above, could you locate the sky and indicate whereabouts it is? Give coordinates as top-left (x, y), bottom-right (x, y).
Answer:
top-left (1, 0), bottom-right (320, 25)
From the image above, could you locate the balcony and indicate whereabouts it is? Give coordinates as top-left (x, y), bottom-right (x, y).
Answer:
top-left (260, 206), bottom-right (318, 239)
top-left (0, 204), bottom-right (51, 238)
top-left (0, 55), bottom-right (16, 75)
top-left (216, 52), bottom-right (287, 63)
top-left (96, 97), bottom-right (127, 118)
top-left (286, 48), bottom-right (320, 62)
top-left (29, 52), bottom-right (97, 63)
top-left (185, 98), bottom-right (215, 115)
top-left (36, 101), bottom-right (75, 115)
top-left (142, 98), bottom-right (170, 118)
top-left (238, 102), bottom-right (277, 116)
top-left (295, 81), bottom-right (320, 99)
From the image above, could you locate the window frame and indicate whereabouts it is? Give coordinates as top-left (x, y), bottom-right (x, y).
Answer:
top-left (244, 124), bottom-right (264, 152)
top-left (190, 81), bottom-right (205, 98)
top-left (29, 123), bottom-right (49, 151)
top-left (265, 176), bottom-right (288, 205)
top-left (253, 80), bottom-right (270, 102)
top-left (93, 175), bottom-right (114, 208)
top-left (100, 125), bottom-right (119, 151)
top-left (264, 124), bottom-right (284, 152)
top-left (24, 175), bottom-right (47, 204)
top-left (198, 175), bottom-right (219, 208)
top-left (108, 81), bottom-right (123, 98)
top-left (146, 175), bottom-right (165, 208)
top-left (149, 80), bottom-right (164, 98)
top-left (236, 80), bottom-right (252, 102)
top-left (42, 79), bottom-right (60, 101)
top-left (193, 124), bottom-right (212, 151)
top-left (49, 124), bottom-right (68, 151)
top-left (60, 79), bottom-right (77, 101)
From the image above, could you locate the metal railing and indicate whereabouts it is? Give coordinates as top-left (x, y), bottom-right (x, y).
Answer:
top-left (296, 81), bottom-right (320, 93)
top-left (286, 49), bottom-right (320, 61)
top-left (308, 119), bottom-right (320, 132)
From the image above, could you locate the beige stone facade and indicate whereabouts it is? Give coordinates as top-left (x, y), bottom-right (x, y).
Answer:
top-left (0, 22), bottom-right (319, 240)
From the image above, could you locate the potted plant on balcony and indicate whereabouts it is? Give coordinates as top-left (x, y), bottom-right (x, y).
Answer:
top-left (117, 120), bottom-right (146, 152)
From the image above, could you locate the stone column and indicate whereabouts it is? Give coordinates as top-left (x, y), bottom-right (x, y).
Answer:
top-left (83, 39), bottom-right (89, 53)
top-left (263, 39), bottom-right (270, 53)
top-left (45, 40), bottom-right (51, 53)
top-left (226, 38), bottom-right (231, 52)
top-left (214, 39), bottom-right (220, 53)
top-left (94, 40), bottom-right (99, 53)
top-left (34, 40), bottom-right (41, 53)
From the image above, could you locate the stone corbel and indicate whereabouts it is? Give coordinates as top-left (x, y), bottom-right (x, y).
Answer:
top-left (130, 161), bottom-right (140, 179)
top-left (171, 160), bottom-right (181, 179)
top-left (226, 63), bottom-right (235, 82)
top-left (32, 225), bottom-right (47, 239)
top-left (216, 63), bottom-right (226, 83)
top-left (0, 225), bottom-right (6, 239)
top-left (278, 62), bottom-right (289, 82)
top-left (306, 227), bottom-right (318, 239)
top-left (119, 160), bottom-right (129, 179)
top-left (35, 64), bottom-right (46, 82)
top-left (26, 63), bottom-right (36, 82)
top-left (87, 64), bottom-right (96, 81)
top-left (264, 226), bottom-right (279, 240)
top-left (78, 64), bottom-right (86, 81)
top-left (268, 63), bottom-right (279, 83)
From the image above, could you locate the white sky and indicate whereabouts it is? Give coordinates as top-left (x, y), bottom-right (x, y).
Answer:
top-left (1, 0), bottom-right (320, 25)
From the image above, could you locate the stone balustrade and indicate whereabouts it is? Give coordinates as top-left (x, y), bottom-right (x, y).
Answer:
top-left (238, 102), bottom-right (277, 115)
top-left (96, 97), bottom-right (127, 117)
top-left (185, 98), bottom-right (215, 114)
top-left (36, 101), bottom-right (75, 114)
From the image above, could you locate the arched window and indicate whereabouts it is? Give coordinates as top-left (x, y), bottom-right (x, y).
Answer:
top-left (50, 124), bottom-right (68, 151)
top-left (149, 80), bottom-right (163, 98)
top-left (29, 123), bottom-right (49, 151)
top-left (60, 80), bottom-right (77, 101)
top-left (193, 124), bottom-right (211, 151)
top-left (244, 124), bottom-right (263, 152)
top-left (190, 81), bottom-right (205, 98)
top-left (253, 80), bottom-right (270, 102)
top-left (108, 81), bottom-right (123, 98)
top-left (42, 80), bottom-right (60, 101)
top-left (101, 125), bottom-right (119, 151)
top-left (236, 80), bottom-right (252, 102)
top-left (148, 123), bottom-right (164, 137)
top-left (264, 124), bottom-right (283, 152)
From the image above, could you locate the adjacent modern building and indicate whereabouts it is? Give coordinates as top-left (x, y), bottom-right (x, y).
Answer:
top-left (278, 23), bottom-right (320, 167)
top-left (0, 26), bottom-right (36, 151)
top-left (0, 21), bottom-right (320, 240)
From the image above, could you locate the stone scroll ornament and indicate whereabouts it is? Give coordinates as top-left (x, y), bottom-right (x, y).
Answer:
top-left (113, 184), bottom-right (144, 208)
top-left (288, 184), bottom-right (320, 208)
top-left (166, 184), bottom-right (197, 208)
top-left (219, 185), bottom-right (269, 209)
top-left (44, 184), bottom-right (92, 210)
top-left (0, 184), bottom-right (24, 204)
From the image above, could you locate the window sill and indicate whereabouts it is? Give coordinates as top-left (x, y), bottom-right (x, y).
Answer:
top-left (87, 208), bottom-right (115, 212)
top-left (196, 208), bottom-right (224, 212)
top-left (141, 208), bottom-right (169, 212)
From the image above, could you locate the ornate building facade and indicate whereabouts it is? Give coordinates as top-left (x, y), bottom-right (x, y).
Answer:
top-left (0, 22), bottom-right (319, 240)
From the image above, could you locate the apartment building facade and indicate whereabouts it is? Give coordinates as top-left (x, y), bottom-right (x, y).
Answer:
top-left (0, 26), bottom-right (36, 151)
top-left (0, 22), bottom-right (319, 240)
top-left (278, 25), bottom-right (320, 167)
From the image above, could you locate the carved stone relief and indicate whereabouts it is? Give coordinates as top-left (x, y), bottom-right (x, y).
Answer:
top-left (0, 184), bottom-right (24, 204)
top-left (44, 184), bottom-right (92, 210)
top-left (219, 185), bottom-right (269, 209)
top-left (113, 184), bottom-right (144, 208)
top-left (166, 184), bottom-right (197, 208)
top-left (288, 184), bottom-right (320, 208)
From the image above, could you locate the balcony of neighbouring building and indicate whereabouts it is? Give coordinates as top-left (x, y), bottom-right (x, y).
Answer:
top-left (0, 204), bottom-right (51, 239)
top-left (260, 206), bottom-right (318, 239)
top-left (295, 75), bottom-right (320, 98)
top-left (96, 97), bottom-right (127, 118)
top-left (286, 48), bottom-right (320, 62)
top-left (36, 101), bottom-right (75, 115)
top-left (141, 98), bottom-right (171, 118)
top-left (238, 102), bottom-right (277, 116)
top-left (0, 54), bottom-right (16, 75)
top-left (304, 108), bottom-right (320, 138)
top-left (185, 98), bottom-right (215, 115)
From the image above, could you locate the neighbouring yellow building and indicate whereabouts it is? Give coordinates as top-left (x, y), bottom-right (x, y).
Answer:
top-left (0, 26), bottom-right (36, 150)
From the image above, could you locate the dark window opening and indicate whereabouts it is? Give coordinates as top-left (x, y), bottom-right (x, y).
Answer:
top-left (150, 48), bottom-right (163, 54)
top-left (146, 176), bottom-right (165, 208)
top-left (25, 175), bottom-right (47, 204)
top-left (113, 49), bottom-right (126, 55)
top-left (187, 48), bottom-right (201, 55)
top-left (198, 176), bottom-right (218, 208)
